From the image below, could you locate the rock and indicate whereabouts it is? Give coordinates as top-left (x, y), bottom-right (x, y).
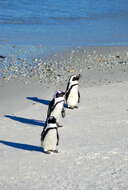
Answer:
top-left (0, 55), bottom-right (6, 59)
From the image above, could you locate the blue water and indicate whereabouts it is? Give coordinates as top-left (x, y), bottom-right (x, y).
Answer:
top-left (0, 0), bottom-right (128, 57)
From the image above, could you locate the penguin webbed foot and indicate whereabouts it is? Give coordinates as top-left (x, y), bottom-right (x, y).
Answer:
top-left (57, 122), bottom-right (63, 128)
top-left (43, 149), bottom-right (59, 154)
top-left (43, 149), bottom-right (51, 154)
top-left (67, 106), bottom-right (74, 109)
top-left (58, 124), bottom-right (63, 128)
top-left (67, 105), bottom-right (79, 109)
top-left (49, 150), bottom-right (59, 153)
top-left (74, 106), bottom-right (79, 109)
top-left (61, 109), bottom-right (66, 118)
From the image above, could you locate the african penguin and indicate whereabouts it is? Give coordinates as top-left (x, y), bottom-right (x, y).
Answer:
top-left (41, 116), bottom-right (60, 154)
top-left (46, 90), bottom-right (65, 127)
top-left (65, 74), bottom-right (80, 109)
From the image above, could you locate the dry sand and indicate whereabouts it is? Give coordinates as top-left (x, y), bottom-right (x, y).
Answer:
top-left (0, 46), bottom-right (128, 189)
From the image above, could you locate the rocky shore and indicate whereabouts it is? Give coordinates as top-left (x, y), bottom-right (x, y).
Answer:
top-left (1, 46), bottom-right (128, 87)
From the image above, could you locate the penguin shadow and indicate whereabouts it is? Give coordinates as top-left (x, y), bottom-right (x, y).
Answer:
top-left (27, 96), bottom-right (68, 109)
top-left (0, 140), bottom-right (43, 152)
top-left (26, 97), bottom-right (50, 106)
top-left (3, 116), bottom-right (47, 154)
top-left (5, 115), bottom-right (46, 127)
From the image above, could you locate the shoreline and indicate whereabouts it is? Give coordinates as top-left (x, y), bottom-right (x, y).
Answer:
top-left (1, 46), bottom-right (128, 83)
top-left (1, 45), bottom-right (128, 115)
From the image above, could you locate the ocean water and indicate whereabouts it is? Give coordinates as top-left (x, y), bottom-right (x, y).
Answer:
top-left (0, 0), bottom-right (128, 80)
top-left (0, 0), bottom-right (128, 58)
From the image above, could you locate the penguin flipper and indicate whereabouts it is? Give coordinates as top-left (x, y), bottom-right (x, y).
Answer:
top-left (65, 81), bottom-right (70, 92)
top-left (78, 91), bottom-right (80, 103)
top-left (65, 81), bottom-right (70, 101)
top-left (61, 107), bottom-right (66, 118)
top-left (65, 88), bottom-right (70, 102)
top-left (41, 128), bottom-right (46, 142)
top-left (56, 128), bottom-right (59, 146)
top-left (47, 98), bottom-right (55, 118)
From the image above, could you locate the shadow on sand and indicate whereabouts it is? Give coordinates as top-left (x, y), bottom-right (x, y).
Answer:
top-left (27, 96), bottom-right (68, 108)
top-left (5, 115), bottom-right (46, 127)
top-left (0, 140), bottom-right (43, 152)
top-left (27, 97), bottom-right (50, 106)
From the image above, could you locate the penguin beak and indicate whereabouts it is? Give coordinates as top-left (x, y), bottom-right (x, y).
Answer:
top-left (57, 91), bottom-right (65, 97)
top-left (61, 91), bottom-right (65, 96)
top-left (75, 74), bottom-right (81, 80)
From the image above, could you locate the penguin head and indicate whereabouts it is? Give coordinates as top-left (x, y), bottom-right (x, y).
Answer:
top-left (70, 74), bottom-right (81, 83)
top-left (47, 116), bottom-right (56, 124)
top-left (54, 90), bottom-right (65, 98)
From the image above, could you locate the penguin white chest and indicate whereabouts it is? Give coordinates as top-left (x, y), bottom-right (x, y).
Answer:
top-left (51, 103), bottom-right (63, 121)
top-left (67, 85), bottom-right (78, 107)
top-left (42, 128), bottom-right (57, 151)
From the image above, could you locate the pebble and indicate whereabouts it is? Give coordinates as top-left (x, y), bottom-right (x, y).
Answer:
top-left (0, 47), bottom-right (128, 84)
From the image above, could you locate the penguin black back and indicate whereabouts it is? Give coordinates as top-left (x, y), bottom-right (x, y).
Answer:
top-left (65, 74), bottom-right (80, 104)
top-left (46, 90), bottom-right (65, 124)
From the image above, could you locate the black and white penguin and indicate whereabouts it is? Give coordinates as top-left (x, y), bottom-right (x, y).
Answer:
top-left (41, 116), bottom-right (60, 154)
top-left (46, 90), bottom-right (65, 127)
top-left (65, 74), bottom-right (80, 109)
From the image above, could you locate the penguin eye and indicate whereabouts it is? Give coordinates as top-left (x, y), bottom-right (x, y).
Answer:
top-left (72, 77), bottom-right (76, 81)
top-left (56, 93), bottom-right (60, 98)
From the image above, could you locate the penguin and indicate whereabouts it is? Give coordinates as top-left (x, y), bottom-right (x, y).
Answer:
top-left (46, 90), bottom-right (65, 127)
top-left (41, 116), bottom-right (60, 154)
top-left (65, 74), bottom-right (80, 109)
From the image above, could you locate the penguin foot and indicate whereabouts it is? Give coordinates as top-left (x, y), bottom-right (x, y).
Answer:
top-left (74, 106), bottom-right (78, 109)
top-left (67, 106), bottom-right (74, 109)
top-left (57, 122), bottom-right (63, 128)
top-left (58, 125), bottom-right (63, 128)
top-left (43, 149), bottom-right (51, 154)
top-left (67, 106), bottom-right (78, 109)
top-left (48, 150), bottom-right (59, 153)
top-left (44, 151), bottom-right (51, 154)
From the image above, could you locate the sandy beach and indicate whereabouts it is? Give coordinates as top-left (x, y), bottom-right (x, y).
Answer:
top-left (0, 46), bottom-right (128, 189)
